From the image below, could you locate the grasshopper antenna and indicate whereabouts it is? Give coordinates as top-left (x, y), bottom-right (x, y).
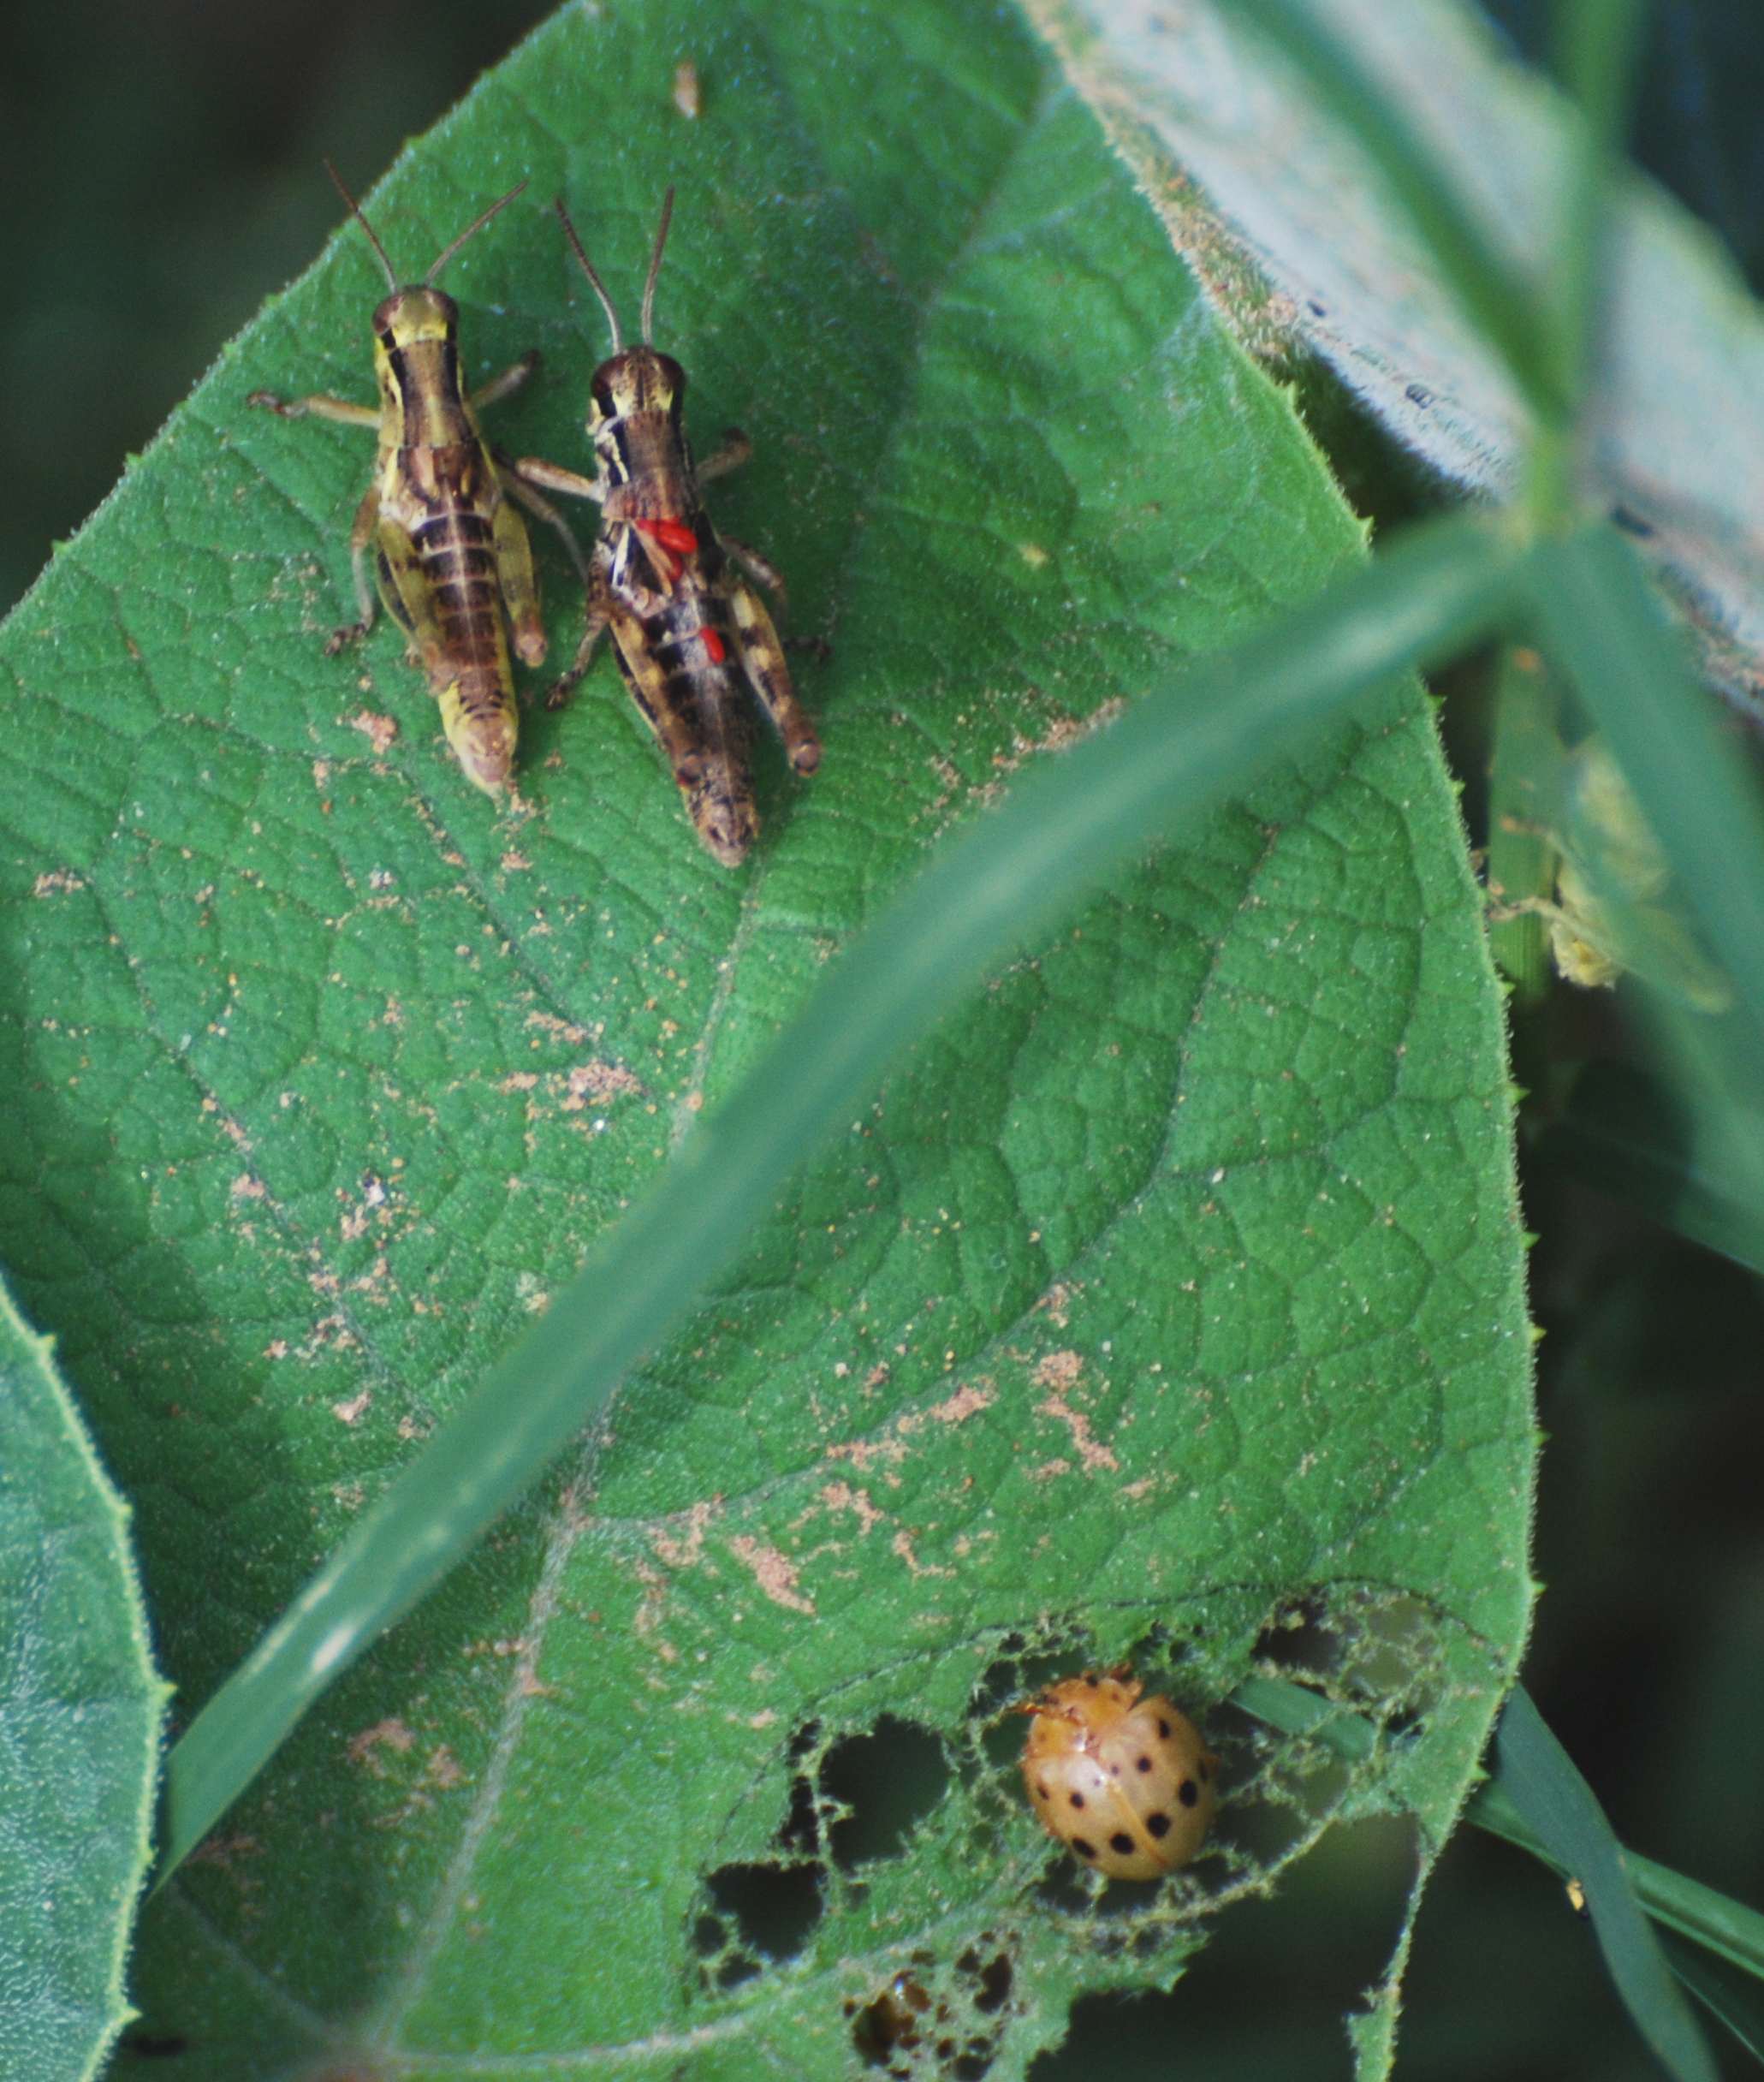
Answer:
top-left (555, 199), bottom-right (623, 354)
top-left (425, 180), bottom-right (529, 286)
top-left (640, 187), bottom-right (675, 347)
top-left (324, 160), bottom-right (398, 295)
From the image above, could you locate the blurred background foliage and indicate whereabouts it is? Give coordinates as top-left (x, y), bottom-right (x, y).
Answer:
top-left (7, 0), bottom-right (1763, 2075)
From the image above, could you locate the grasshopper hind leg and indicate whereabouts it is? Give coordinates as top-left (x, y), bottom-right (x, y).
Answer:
top-left (724, 578), bottom-right (821, 776)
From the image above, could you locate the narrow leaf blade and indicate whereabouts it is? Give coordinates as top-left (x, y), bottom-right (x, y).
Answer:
top-left (1529, 523), bottom-right (1764, 1042)
top-left (1494, 1686), bottom-right (1719, 2082)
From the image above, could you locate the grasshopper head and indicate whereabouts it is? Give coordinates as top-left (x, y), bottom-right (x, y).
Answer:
top-left (370, 287), bottom-right (463, 421)
top-left (373, 285), bottom-right (460, 348)
top-left (587, 345), bottom-right (685, 427)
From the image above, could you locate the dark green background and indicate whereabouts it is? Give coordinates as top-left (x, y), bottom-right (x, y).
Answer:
top-left (6, 1), bottom-right (1761, 2076)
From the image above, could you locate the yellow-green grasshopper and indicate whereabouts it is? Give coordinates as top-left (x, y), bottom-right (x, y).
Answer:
top-left (250, 166), bottom-right (587, 796)
top-left (510, 190), bottom-right (820, 864)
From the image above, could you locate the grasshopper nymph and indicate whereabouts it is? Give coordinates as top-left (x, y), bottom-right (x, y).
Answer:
top-left (512, 189), bottom-right (820, 865)
top-left (250, 165), bottom-right (586, 797)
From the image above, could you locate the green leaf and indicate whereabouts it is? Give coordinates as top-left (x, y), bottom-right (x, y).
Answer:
top-left (0, 1272), bottom-right (166, 2081)
top-left (1490, 1688), bottom-right (1719, 2082)
top-left (1216, 0), bottom-right (1565, 419)
top-left (1030, 0), bottom-right (1764, 699)
top-left (0, 0), bottom-right (1532, 2071)
top-left (162, 509), bottom-right (1519, 1882)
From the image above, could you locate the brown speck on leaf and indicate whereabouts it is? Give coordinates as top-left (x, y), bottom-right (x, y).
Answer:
top-left (892, 1529), bottom-right (955, 1579)
top-left (425, 1745), bottom-right (466, 1789)
top-left (347, 1718), bottom-right (414, 1774)
top-left (728, 1535), bottom-right (816, 1614)
top-left (347, 710), bottom-right (398, 755)
top-left (821, 1480), bottom-right (885, 1534)
top-left (673, 59), bottom-right (701, 116)
top-left (331, 1390), bottom-right (371, 1425)
top-left (652, 1497), bottom-right (721, 1569)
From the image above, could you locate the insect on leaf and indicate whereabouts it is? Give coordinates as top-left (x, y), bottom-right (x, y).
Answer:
top-left (0, 0), bottom-right (1532, 2073)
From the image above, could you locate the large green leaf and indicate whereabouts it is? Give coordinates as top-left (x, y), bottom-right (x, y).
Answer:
top-left (0, 1273), bottom-right (165, 2081)
top-left (0, 0), bottom-right (1532, 2072)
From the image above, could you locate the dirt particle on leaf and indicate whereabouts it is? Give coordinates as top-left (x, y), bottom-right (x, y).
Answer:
top-left (31, 870), bottom-right (84, 897)
top-left (653, 1497), bottom-right (722, 1569)
top-left (347, 710), bottom-right (399, 754)
top-left (561, 1060), bottom-right (643, 1110)
top-left (347, 1718), bottom-right (415, 1773)
top-left (331, 1390), bottom-right (371, 1425)
top-left (425, 1745), bottom-right (466, 1789)
top-left (924, 1381), bottom-right (995, 1425)
top-left (729, 1536), bottom-right (817, 1615)
top-left (892, 1530), bottom-right (955, 1579)
top-left (821, 1481), bottom-right (886, 1534)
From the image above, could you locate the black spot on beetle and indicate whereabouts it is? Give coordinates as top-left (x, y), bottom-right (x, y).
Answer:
top-left (1156, 1717), bottom-right (1171, 1738)
top-left (1179, 1779), bottom-right (1198, 1806)
top-left (1109, 1832), bottom-right (1134, 1855)
top-left (1037, 1782), bottom-right (1049, 1799)
top-left (1147, 1811), bottom-right (1172, 1839)
top-left (1068, 1792), bottom-right (1085, 1808)
top-left (1135, 1754), bottom-right (1152, 1772)
top-left (1072, 1836), bottom-right (1096, 1859)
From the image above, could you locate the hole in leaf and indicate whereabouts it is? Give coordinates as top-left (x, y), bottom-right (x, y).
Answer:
top-left (704, 1859), bottom-right (823, 1961)
top-left (821, 1715), bottom-right (950, 1868)
top-left (846, 1940), bottom-right (1013, 2079)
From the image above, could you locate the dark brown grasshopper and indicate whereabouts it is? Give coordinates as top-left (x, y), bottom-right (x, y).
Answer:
top-left (250, 166), bottom-right (586, 797)
top-left (511, 189), bottom-right (819, 864)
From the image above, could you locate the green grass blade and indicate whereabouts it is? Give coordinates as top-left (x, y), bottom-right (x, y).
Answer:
top-left (1551, 0), bottom-right (1648, 405)
top-left (158, 512), bottom-right (1522, 1880)
top-left (1529, 523), bottom-right (1764, 1039)
top-left (1664, 1936), bottom-right (1764, 2064)
top-left (1491, 1686), bottom-right (1719, 2082)
top-left (1232, 1672), bottom-right (1377, 1762)
top-left (1541, 1050), bottom-right (1764, 1276)
top-left (1221, 0), bottom-right (1565, 419)
top-left (1472, 1778), bottom-right (1764, 1985)
top-left (1486, 643), bottom-right (1565, 1003)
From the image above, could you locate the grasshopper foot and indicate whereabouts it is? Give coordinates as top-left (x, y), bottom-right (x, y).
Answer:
top-left (324, 620), bottom-right (371, 657)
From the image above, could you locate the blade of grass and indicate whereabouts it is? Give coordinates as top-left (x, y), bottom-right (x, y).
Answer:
top-left (1529, 522), bottom-right (1764, 1043)
top-left (1551, 0), bottom-right (1649, 404)
top-left (1486, 643), bottom-right (1566, 1005)
top-left (1471, 1779), bottom-right (1764, 1984)
top-left (157, 513), bottom-right (1523, 1880)
top-left (1664, 1936), bottom-right (1764, 2067)
top-left (1491, 1686), bottom-right (1719, 2082)
top-left (1220, 0), bottom-right (1565, 420)
top-left (1231, 1673), bottom-right (1378, 1762)
top-left (1541, 1051), bottom-right (1764, 1276)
